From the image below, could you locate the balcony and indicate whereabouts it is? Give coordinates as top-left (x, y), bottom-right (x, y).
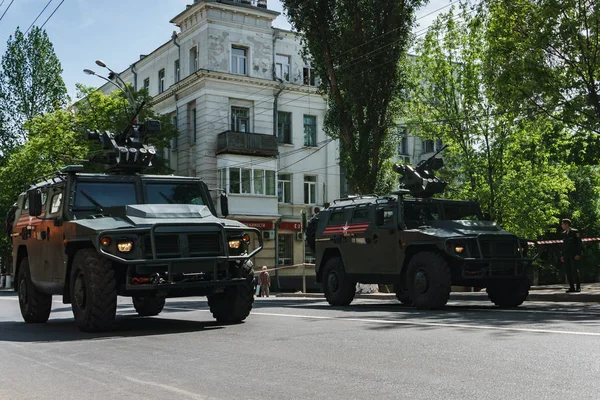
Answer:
top-left (216, 131), bottom-right (279, 157)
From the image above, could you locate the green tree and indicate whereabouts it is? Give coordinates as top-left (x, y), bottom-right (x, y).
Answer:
top-left (405, 2), bottom-right (573, 238)
top-left (281, 0), bottom-right (424, 194)
top-left (485, 0), bottom-right (600, 136)
top-left (0, 26), bottom-right (68, 148)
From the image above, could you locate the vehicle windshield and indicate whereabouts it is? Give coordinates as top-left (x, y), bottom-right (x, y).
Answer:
top-left (442, 203), bottom-right (482, 221)
top-left (145, 182), bottom-right (206, 205)
top-left (74, 181), bottom-right (137, 209)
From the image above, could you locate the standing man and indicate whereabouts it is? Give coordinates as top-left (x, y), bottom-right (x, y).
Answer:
top-left (560, 218), bottom-right (583, 293)
top-left (258, 266), bottom-right (271, 297)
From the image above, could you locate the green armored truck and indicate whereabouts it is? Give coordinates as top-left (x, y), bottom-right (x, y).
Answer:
top-left (306, 147), bottom-right (537, 309)
top-left (6, 119), bottom-right (262, 332)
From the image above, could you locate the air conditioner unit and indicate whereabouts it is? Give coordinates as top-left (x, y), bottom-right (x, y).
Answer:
top-left (263, 230), bottom-right (275, 240)
top-left (296, 232), bottom-right (304, 241)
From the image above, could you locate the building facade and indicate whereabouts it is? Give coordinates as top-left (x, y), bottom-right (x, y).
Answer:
top-left (99, 0), bottom-right (339, 289)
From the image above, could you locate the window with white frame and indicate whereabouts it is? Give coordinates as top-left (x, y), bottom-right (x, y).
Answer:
top-left (303, 115), bottom-right (317, 147)
top-left (231, 106), bottom-right (250, 132)
top-left (225, 168), bottom-right (276, 196)
top-left (189, 46), bottom-right (198, 74)
top-left (278, 173), bottom-right (291, 203)
top-left (277, 111), bottom-right (292, 144)
top-left (158, 69), bottom-right (165, 93)
top-left (231, 46), bottom-right (248, 75)
top-left (143, 77), bottom-right (150, 91)
top-left (304, 175), bottom-right (317, 204)
top-left (398, 126), bottom-right (408, 155)
top-left (303, 62), bottom-right (316, 86)
top-left (435, 138), bottom-right (444, 151)
top-left (174, 59), bottom-right (180, 83)
top-left (275, 54), bottom-right (291, 81)
top-left (422, 139), bottom-right (434, 153)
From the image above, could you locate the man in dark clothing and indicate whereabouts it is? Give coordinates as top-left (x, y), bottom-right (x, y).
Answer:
top-left (560, 219), bottom-right (583, 293)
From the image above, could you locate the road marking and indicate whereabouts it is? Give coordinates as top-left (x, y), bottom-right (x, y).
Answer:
top-left (124, 376), bottom-right (209, 400)
top-left (251, 311), bottom-right (600, 337)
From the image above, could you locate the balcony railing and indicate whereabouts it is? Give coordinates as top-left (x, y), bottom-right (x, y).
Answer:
top-left (216, 131), bottom-right (279, 157)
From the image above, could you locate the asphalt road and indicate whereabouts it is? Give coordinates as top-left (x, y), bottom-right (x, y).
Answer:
top-left (1, 291), bottom-right (600, 400)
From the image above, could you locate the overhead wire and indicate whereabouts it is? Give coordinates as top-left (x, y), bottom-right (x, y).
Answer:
top-left (39, 0), bottom-right (64, 29)
top-left (25, 0), bottom-right (53, 34)
top-left (0, 0), bottom-right (16, 24)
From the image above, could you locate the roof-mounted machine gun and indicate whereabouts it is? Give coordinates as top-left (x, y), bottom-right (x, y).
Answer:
top-left (392, 144), bottom-right (448, 198)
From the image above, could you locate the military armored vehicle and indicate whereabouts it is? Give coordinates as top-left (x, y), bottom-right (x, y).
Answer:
top-left (6, 115), bottom-right (262, 332)
top-left (306, 147), bottom-right (537, 309)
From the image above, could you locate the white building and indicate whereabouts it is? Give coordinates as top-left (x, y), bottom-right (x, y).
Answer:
top-left (98, 0), bottom-right (340, 289)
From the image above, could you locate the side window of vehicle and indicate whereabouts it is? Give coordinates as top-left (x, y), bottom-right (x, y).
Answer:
top-left (352, 208), bottom-right (369, 222)
top-left (376, 206), bottom-right (395, 227)
top-left (329, 211), bottom-right (345, 224)
top-left (50, 193), bottom-right (63, 214)
top-left (23, 196), bottom-right (29, 211)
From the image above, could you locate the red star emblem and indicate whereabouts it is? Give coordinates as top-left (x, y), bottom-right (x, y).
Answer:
top-left (342, 222), bottom-right (349, 232)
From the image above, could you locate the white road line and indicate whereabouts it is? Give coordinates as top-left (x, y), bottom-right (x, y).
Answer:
top-left (251, 311), bottom-right (600, 337)
top-left (124, 376), bottom-right (209, 400)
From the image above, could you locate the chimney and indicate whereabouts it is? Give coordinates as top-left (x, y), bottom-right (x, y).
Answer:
top-left (257, 0), bottom-right (267, 8)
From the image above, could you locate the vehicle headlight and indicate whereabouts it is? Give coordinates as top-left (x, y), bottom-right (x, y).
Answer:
top-left (117, 240), bottom-right (134, 253)
top-left (100, 236), bottom-right (111, 247)
top-left (229, 240), bottom-right (242, 249)
top-left (454, 245), bottom-right (465, 254)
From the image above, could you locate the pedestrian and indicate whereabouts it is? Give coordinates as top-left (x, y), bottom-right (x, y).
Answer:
top-left (258, 266), bottom-right (271, 297)
top-left (560, 218), bottom-right (583, 293)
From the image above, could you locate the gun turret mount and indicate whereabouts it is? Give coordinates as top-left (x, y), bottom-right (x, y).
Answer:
top-left (87, 119), bottom-right (160, 173)
top-left (393, 145), bottom-right (448, 198)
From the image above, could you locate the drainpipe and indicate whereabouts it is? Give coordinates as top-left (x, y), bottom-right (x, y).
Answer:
top-left (129, 64), bottom-right (137, 92)
top-left (274, 216), bottom-right (283, 289)
top-left (172, 31), bottom-right (181, 83)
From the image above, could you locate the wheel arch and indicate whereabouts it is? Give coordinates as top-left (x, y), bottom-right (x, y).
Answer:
top-left (13, 245), bottom-right (28, 291)
top-left (316, 247), bottom-right (343, 283)
top-left (62, 240), bottom-right (96, 304)
top-left (401, 245), bottom-right (445, 282)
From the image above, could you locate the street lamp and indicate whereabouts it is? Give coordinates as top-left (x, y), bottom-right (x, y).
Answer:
top-left (95, 59), bottom-right (133, 100)
top-left (83, 68), bottom-right (136, 117)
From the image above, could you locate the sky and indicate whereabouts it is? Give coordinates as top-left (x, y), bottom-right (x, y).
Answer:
top-left (0, 0), bottom-right (449, 100)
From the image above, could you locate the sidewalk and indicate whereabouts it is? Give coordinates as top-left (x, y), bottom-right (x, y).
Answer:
top-left (275, 283), bottom-right (600, 303)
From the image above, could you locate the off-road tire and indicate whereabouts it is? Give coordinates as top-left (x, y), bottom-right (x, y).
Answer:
top-left (132, 295), bottom-right (166, 316)
top-left (18, 258), bottom-right (52, 323)
top-left (486, 279), bottom-right (530, 308)
top-left (70, 249), bottom-right (117, 332)
top-left (305, 215), bottom-right (319, 252)
top-left (207, 269), bottom-right (254, 323)
top-left (395, 287), bottom-right (413, 306)
top-left (322, 257), bottom-right (356, 306)
top-left (407, 251), bottom-right (451, 310)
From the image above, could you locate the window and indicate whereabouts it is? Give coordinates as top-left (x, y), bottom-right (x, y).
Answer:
top-left (277, 111), bottom-right (292, 144)
top-left (303, 62), bottom-right (316, 86)
top-left (376, 207), bottom-right (396, 227)
top-left (158, 69), bottom-right (165, 93)
top-left (231, 106), bottom-right (250, 132)
top-left (145, 183), bottom-right (206, 205)
top-left (265, 170), bottom-right (275, 196)
top-left (278, 173), bottom-right (291, 203)
top-left (231, 46), bottom-right (247, 75)
top-left (422, 139), bottom-right (434, 153)
top-left (172, 114), bottom-right (178, 149)
top-left (174, 59), bottom-right (180, 83)
top-left (352, 208), bottom-right (369, 221)
top-left (254, 169), bottom-right (265, 195)
top-left (218, 169), bottom-right (226, 191)
top-left (303, 115), bottom-right (317, 147)
top-left (191, 108), bottom-right (197, 144)
top-left (241, 169), bottom-right (252, 194)
top-left (305, 243), bottom-right (315, 264)
top-left (435, 138), bottom-right (444, 152)
top-left (230, 169), bottom-right (241, 194)
top-left (189, 46), bottom-right (198, 74)
top-left (278, 234), bottom-right (293, 266)
top-left (304, 175), bottom-right (317, 204)
top-left (143, 77), bottom-right (150, 91)
top-left (330, 211), bottom-right (345, 223)
top-left (50, 193), bottom-right (63, 214)
top-left (275, 54), bottom-right (290, 81)
top-left (398, 126), bottom-right (408, 155)
top-left (74, 182), bottom-right (137, 209)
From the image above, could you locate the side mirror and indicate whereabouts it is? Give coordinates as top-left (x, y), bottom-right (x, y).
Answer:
top-left (375, 208), bottom-right (385, 226)
top-left (220, 193), bottom-right (229, 217)
top-left (28, 189), bottom-right (43, 217)
top-left (482, 212), bottom-right (491, 221)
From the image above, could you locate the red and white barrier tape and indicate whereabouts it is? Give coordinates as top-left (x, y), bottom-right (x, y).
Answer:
top-left (253, 263), bottom-right (316, 274)
top-left (529, 237), bottom-right (600, 246)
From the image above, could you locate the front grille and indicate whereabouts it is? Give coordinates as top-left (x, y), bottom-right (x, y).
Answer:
top-left (143, 235), bottom-right (180, 259)
top-left (478, 238), bottom-right (518, 259)
top-left (189, 233), bottom-right (223, 256)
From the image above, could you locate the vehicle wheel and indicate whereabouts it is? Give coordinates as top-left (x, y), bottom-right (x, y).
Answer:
top-left (486, 279), bottom-right (530, 308)
top-left (70, 249), bottom-right (117, 332)
top-left (395, 286), bottom-right (413, 306)
top-left (207, 268), bottom-right (254, 323)
top-left (407, 252), bottom-right (451, 310)
top-left (18, 257), bottom-right (52, 323)
top-left (132, 295), bottom-right (166, 316)
top-left (322, 257), bottom-right (356, 306)
top-left (305, 215), bottom-right (319, 252)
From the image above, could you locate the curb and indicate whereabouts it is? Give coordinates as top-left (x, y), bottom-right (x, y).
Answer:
top-left (274, 292), bottom-right (600, 303)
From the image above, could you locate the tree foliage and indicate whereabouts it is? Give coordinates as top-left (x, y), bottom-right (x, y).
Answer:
top-left (405, 2), bottom-right (574, 238)
top-left (0, 27), bottom-right (68, 149)
top-left (281, 0), bottom-right (424, 194)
